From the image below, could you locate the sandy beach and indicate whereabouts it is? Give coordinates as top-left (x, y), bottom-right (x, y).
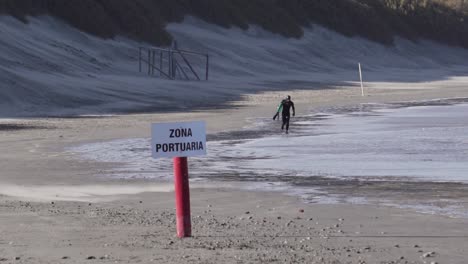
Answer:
top-left (1, 83), bottom-right (468, 263)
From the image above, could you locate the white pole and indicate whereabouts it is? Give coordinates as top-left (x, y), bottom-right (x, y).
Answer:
top-left (358, 63), bottom-right (364, 97)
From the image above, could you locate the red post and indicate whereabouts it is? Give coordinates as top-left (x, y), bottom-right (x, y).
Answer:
top-left (173, 157), bottom-right (191, 238)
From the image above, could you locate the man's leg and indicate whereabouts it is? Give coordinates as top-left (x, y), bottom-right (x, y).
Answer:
top-left (281, 113), bottom-right (287, 130)
top-left (285, 114), bottom-right (290, 132)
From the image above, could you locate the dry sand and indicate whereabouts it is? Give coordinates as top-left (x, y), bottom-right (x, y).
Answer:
top-left (1, 83), bottom-right (468, 263)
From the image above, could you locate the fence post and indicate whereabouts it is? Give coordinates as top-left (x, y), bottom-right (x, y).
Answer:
top-left (151, 50), bottom-right (155, 75)
top-left (359, 63), bottom-right (364, 97)
top-left (206, 55), bottom-right (209, 81)
top-left (160, 51), bottom-right (163, 77)
top-left (148, 50), bottom-right (151, 75)
top-left (138, 47), bottom-right (142, 73)
top-left (168, 50), bottom-right (172, 79)
top-left (172, 51), bottom-right (176, 79)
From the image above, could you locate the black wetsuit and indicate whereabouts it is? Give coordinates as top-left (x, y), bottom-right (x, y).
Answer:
top-left (280, 99), bottom-right (295, 131)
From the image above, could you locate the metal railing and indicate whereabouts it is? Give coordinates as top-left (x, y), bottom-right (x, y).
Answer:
top-left (138, 46), bottom-right (209, 81)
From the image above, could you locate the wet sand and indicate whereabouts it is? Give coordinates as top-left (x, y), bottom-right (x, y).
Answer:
top-left (1, 84), bottom-right (468, 263)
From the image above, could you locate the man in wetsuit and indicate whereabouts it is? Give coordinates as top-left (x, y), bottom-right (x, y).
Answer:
top-left (273, 95), bottom-right (295, 133)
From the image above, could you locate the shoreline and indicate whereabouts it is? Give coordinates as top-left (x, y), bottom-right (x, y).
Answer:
top-left (1, 84), bottom-right (468, 263)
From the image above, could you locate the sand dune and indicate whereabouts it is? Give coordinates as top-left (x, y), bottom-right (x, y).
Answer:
top-left (2, 16), bottom-right (468, 117)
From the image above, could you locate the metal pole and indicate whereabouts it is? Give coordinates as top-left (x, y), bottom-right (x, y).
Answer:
top-left (160, 51), bottom-right (163, 77)
top-left (173, 157), bottom-right (191, 238)
top-left (172, 51), bottom-right (176, 79)
top-left (206, 55), bottom-right (209, 81)
top-left (148, 50), bottom-right (151, 75)
top-left (167, 50), bottom-right (172, 79)
top-left (175, 60), bottom-right (190, 81)
top-left (138, 47), bottom-right (142, 73)
top-left (177, 51), bottom-right (200, 81)
top-left (152, 50), bottom-right (155, 75)
top-left (359, 63), bottom-right (364, 97)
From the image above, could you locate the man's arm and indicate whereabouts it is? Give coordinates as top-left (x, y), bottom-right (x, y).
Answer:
top-left (292, 102), bottom-right (295, 116)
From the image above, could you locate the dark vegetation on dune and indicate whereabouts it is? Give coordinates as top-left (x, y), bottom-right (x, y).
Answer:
top-left (0, 0), bottom-right (468, 48)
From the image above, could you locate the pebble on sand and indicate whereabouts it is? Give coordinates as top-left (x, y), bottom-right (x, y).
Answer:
top-left (422, 252), bottom-right (436, 258)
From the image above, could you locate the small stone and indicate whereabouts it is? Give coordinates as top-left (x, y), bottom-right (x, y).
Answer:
top-left (394, 244), bottom-right (400, 248)
top-left (88, 203), bottom-right (92, 206)
top-left (62, 256), bottom-right (69, 259)
top-left (51, 201), bottom-right (55, 205)
top-left (422, 252), bottom-right (434, 258)
top-left (277, 216), bottom-right (281, 220)
top-left (0, 258), bottom-right (8, 262)
top-left (245, 211), bottom-right (250, 215)
top-left (14, 257), bottom-right (20, 260)
top-left (207, 205), bottom-right (212, 208)
top-left (139, 201), bottom-right (143, 204)
top-left (87, 256), bottom-right (96, 260)
top-left (414, 244), bottom-right (420, 248)
top-left (299, 209), bottom-right (304, 213)
top-left (308, 218), bottom-right (313, 221)
top-left (430, 262), bottom-right (438, 264)
top-left (339, 218), bottom-right (344, 221)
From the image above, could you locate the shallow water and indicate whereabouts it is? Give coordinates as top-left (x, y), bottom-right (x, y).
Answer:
top-left (70, 99), bottom-right (468, 217)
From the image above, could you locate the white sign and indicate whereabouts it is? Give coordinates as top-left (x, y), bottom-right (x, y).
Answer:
top-left (151, 121), bottom-right (207, 159)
